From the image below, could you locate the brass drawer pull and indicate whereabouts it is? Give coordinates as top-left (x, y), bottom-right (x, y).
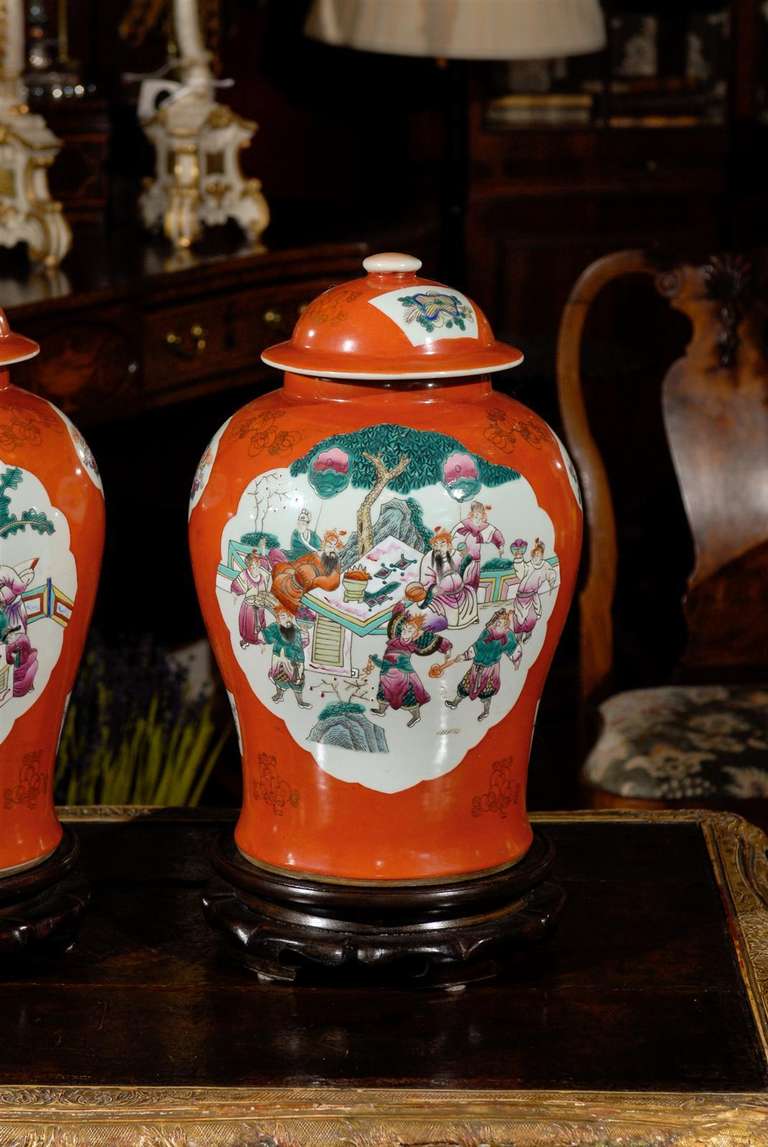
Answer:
top-left (165, 324), bottom-right (208, 358)
top-left (262, 303), bottom-right (310, 334)
top-left (262, 308), bottom-right (283, 328)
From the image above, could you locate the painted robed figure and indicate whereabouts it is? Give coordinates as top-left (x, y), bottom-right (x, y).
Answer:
top-left (451, 501), bottom-right (505, 590)
top-left (513, 538), bottom-right (557, 642)
top-left (418, 527), bottom-right (478, 629)
top-left (262, 606), bottom-right (312, 708)
top-left (231, 544), bottom-right (271, 648)
top-left (446, 608), bottom-right (522, 722)
top-left (367, 602), bottom-right (453, 728)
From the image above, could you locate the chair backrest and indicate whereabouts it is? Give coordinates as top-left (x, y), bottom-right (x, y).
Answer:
top-left (556, 249), bottom-right (768, 703)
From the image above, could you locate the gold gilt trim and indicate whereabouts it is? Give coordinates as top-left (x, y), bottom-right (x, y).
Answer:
top-left (704, 812), bottom-right (768, 1062)
top-left (0, 1086), bottom-right (767, 1145)
top-left (58, 805), bottom-right (227, 822)
top-left (0, 808), bottom-right (765, 1145)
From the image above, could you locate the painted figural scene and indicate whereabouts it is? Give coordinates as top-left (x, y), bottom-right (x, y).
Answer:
top-left (0, 463), bottom-right (75, 740)
top-left (212, 424), bottom-right (561, 793)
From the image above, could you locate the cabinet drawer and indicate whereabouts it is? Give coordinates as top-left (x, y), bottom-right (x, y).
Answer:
top-left (143, 280), bottom-right (330, 394)
top-left (11, 308), bottom-right (141, 424)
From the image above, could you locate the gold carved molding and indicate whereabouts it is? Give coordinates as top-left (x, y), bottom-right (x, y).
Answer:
top-left (0, 1086), bottom-right (768, 1146)
top-left (0, 1085), bottom-right (767, 1146)
top-left (0, 809), bottom-right (766, 1145)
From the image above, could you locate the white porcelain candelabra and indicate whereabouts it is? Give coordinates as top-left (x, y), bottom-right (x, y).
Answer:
top-left (138, 0), bottom-right (269, 251)
top-left (0, 0), bottom-right (71, 267)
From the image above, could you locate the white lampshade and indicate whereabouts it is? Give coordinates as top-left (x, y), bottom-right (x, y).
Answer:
top-left (305, 0), bottom-right (606, 61)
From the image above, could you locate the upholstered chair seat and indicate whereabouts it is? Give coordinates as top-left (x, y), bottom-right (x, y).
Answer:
top-left (584, 684), bottom-right (768, 801)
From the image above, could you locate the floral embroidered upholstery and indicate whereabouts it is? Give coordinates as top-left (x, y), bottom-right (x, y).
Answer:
top-left (583, 685), bottom-right (768, 800)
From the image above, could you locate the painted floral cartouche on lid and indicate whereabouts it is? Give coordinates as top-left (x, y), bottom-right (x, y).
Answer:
top-left (261, 252), bottom-right (524, 381)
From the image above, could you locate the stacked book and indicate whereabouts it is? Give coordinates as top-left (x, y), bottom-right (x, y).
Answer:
top-left (485, 92), bottom-right (593, 129)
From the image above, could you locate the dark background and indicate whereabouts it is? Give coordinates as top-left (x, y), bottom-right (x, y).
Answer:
top-left (15, 0), bottom-right (768, 807)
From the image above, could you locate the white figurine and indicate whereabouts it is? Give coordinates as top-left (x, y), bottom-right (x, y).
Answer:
top-left (137, 0), bottom-right (269, 251)
top-left (0, 0), bottom-right (71, 267)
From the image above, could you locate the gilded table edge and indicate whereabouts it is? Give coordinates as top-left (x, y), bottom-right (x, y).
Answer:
top-left (0, 1088), bottom-right (767, 1145)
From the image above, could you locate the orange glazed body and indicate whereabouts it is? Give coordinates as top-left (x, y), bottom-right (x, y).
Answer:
top-left (189, 374), bottom-right (582, 881)
top-left (0, 371), bottom-right (104, 874)
top-left (190, 254), bottom-right (581, 883)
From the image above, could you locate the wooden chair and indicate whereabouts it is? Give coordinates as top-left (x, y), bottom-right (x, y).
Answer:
top-left (556, 250), bottom-right (768, 816)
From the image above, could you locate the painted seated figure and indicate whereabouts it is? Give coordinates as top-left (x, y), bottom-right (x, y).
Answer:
top-left (271, 529), bottom-right (346, 614)
top-left (417, 527), bottom-right (478, 629)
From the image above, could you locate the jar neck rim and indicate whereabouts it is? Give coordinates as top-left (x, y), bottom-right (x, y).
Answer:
top-left (282, 372), bottom-right (494, 403)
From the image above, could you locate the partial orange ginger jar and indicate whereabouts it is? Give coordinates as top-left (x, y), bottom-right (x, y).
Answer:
top-left (0, 311), bottom-right (104, 876)
top-left (189, 253), bottom-right (582, 882)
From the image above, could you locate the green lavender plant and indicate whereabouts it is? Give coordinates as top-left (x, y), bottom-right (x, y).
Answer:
top-left (55, 632), bottom-right (229, 806)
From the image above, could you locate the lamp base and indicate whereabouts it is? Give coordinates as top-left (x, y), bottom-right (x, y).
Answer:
top-left (203, 831), bottom-right (564, 986)
top-left (0, 829), bottom-right (89, 959)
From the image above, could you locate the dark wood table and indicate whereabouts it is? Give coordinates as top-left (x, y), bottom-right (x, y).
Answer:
top-left (1, 808), bottom-right (767, 1145)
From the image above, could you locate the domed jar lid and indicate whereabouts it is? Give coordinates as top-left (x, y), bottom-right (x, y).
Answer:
top-left (0, 309), bottom-right (39, 365)
top-left (261, 252), bottom-right (523, 381)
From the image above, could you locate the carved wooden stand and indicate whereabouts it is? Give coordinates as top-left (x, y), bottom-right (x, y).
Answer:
top-left (0, 829), bottom-right (88, 958)
top-left (203, 830), bottom-right (564, 985)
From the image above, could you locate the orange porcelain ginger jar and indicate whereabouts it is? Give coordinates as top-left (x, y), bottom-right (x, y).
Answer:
top-left (0, 312), bottom-right (104, 887)
top-left (190, 253), bottom-right (582, 978)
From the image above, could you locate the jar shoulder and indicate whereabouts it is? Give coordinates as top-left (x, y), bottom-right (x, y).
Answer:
top-left (0, 384), bottom-right (104, 502)
top-left (204, 382), bottom-right (566, 488)
top-left (220, 383), bottom-right (553, 440)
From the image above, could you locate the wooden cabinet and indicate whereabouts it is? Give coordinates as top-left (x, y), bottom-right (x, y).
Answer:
top-left (467, 116), bottom-right (731, 349)
top-left (141, 278), bottom-right (331, 399)
top-left (465, 0), bottom-right (766, 349)
top-left (6, 236), bottom-right (368, 424)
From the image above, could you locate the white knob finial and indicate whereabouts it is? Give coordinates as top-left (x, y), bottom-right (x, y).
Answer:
top-left (363, 252), bottom-right (422, 275)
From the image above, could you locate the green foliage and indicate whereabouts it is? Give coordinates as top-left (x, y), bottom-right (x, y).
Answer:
top-left (397, 294), bottom-right (469, 333)
top-left (55, 633), bottom-right (228, 807)
top-left (318, 700), bottom-right (366, 721)
top-left (290, 426), bottom-right (519, 493)
top-left (0, 466), bottom-right (54, 538)
top-left (309, 467), bottom-right (350, 499)
top-left (0, 465), bottom-right (22, 495)
top-left (482, 557), bottom-right (515, 571)
top-left (404, 496), bottom-right (432, 549)
top-left (240, 530), bottom-right (280, 550)
top-left (443, 476), bottom-right (481, 503)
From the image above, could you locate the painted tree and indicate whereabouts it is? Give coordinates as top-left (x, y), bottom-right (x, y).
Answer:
top-left (0, 467), bottom-right (54, 539)
top-left (290, 425), bottom-right (519, 557)
top-left (354, 451), bottom-right (409, 554)
top-left (250, 473), bottom-right (292, 536)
